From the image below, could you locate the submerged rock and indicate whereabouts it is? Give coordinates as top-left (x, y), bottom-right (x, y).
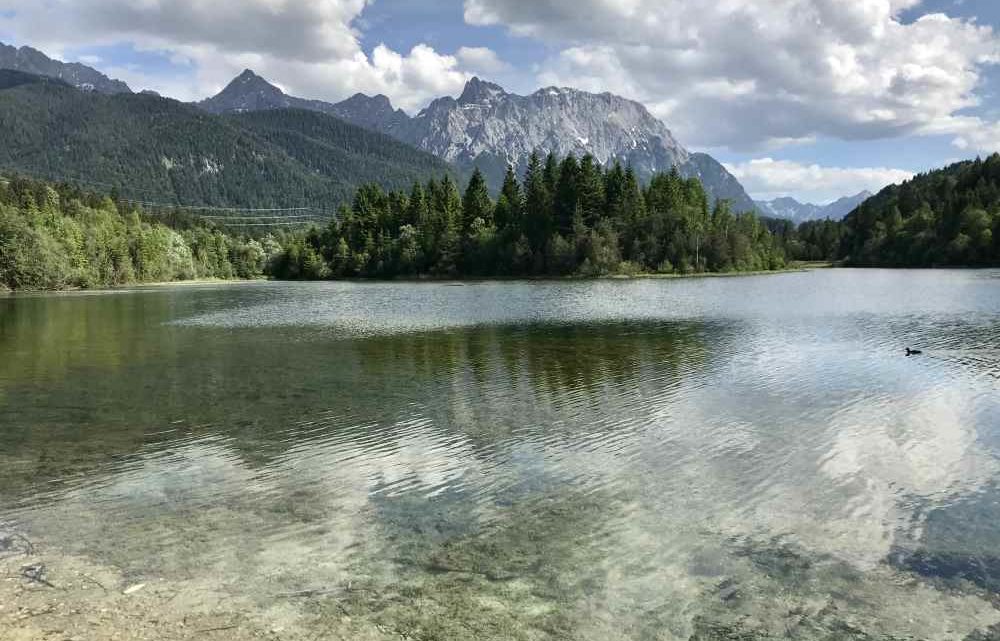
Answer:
top-left (891, 547), bottom-right (1000, 593)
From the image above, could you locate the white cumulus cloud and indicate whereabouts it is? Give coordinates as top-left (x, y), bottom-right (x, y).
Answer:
top-left (0, 0), bottom-right (474, 110)
top-left (464, 0), bottom-right (1000, 151)
top-left (941, 116), bottom-right (1000, 156)
top-left (456, 46), bottom-right (510, 74)
top-left (724, 158), bottom-right (915, 203)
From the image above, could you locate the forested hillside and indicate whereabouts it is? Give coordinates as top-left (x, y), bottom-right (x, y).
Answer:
top-left (841, 155), bottom-right (1000, 266)
top-left (225, 109), bottom-right (456, 193)
top-left (0, 174), bottom-right (281, 290)
top-left (272, 153), bottom-right (785, 279)
top-left (0, 70), bottom-right (451, 209)
top-left (762, 218), bottom-right (847, 263)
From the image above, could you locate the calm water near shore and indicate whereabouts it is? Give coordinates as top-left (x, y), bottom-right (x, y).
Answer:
top-left (2, 269), bottom-right (1000, 639)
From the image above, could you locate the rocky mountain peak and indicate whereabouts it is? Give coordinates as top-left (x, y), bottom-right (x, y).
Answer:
top-left (327, 93), bottom-right (409, 136)
top-left (337, 92), bottom-right (394, 113)
top-left (755, 190), bottom-right (875, 222)
top-left (197, 70), bottom-right (757, 210)
top-left (227, 69), bottom-right (281, 94)
top-left (0, 40), bottom-right (131, 94)
top-left (532, 85), bottom-right (592, 101)
top-left (199, 69), bottom-right (294, 114)
top-left (458, 77), bottom-right (507, 104)
top-left (394, 78), bottom-right (710, 194)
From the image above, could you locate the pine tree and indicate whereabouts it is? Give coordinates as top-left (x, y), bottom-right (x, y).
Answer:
top-left (462, 167), bottom-right (493, 232)
top-left (554, 155), bottom-right (580, 235)
top-left (523, 152), bottom-right (552, 253)
top-left (622, 166), bottom-right (645, 224)
top-left (406, 182), bottom-right (429, 228)
top-left (433, 175), bottom-right (462, 273)
top-left (543, 153), bottom-right (560, 200)
top-left (494, 165), bottom-right (522, 232)
top-left (577, 154), bottom-right (605, 227)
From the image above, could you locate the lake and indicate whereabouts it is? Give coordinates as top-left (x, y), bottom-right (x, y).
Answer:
top-left (2, 269), bottom-right (1000, 640)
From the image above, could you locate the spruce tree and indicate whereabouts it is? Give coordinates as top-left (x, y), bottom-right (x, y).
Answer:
top-left (523, 152), bottom-right (552, 252)
top-left (543, 153), bottom-right (560, 200)
top-left (433, 175), bottom-right (462, 273)
top-left (604, 162), bottom-right (627, 219)
top-left (462, 167), bottom-right (493, 232)
top-left (555, 155), bottom-right (580, 235)
top-left (494, 165), bottom-right (522, 232)
top-left (577, 154), bottom-right (606, 228)
top-left (406, 182), bottom-right (429, 228)
top-left (622, 166), bottom-right (645, 223)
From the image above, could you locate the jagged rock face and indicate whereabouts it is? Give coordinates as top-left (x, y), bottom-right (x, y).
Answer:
top-left (201, 72), bottom-right (759, 210)
top-left (397, 77), bottom-right (690, 182)
top-left (756, 191), bottom-right (873, 222)
top-left (0, 42), bottom-right (131, 94)
top-left (390, 78), bottom-right (754, 209)
top-left (326, 93), bottom-right (410, 138)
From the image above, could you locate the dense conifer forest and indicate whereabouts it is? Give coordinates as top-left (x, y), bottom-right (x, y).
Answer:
top-left (765, 155), bottom-right (1000, 266)
top-left (5, 153), bottom-right (999, 291)
top-left (839, 155), bottom-right (1000, 266)
top-left (271, 153), bottom-right (786, 279)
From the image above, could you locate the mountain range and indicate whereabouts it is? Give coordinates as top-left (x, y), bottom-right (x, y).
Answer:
top-left (755, 192), bottom-right (873, 223)
top-left (0, 42), bottom-right (131, 94)
top-left (0, 40), bottom-right (872, 217)
top-left (0, 69), bottom-right (451, 207)
top-left (200, 70), bottom-right (758, 211)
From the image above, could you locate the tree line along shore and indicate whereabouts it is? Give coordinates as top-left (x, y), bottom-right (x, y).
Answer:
top-left (2, 153), bottom-right (999, 291)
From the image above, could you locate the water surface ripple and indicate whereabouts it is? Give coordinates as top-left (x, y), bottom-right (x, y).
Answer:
top-left (2, 269), bottom-right (1000, 639)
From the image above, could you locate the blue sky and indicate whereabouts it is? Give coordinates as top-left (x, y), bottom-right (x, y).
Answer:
top-left (1, 0), bottom-right (998, 203)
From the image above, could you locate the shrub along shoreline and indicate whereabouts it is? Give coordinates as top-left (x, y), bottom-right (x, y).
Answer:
top-left (1, 156), bottom-right (792, 292)
top-left (0, 175), bottom-right (283, 291)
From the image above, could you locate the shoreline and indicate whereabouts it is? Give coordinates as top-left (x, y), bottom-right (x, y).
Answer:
top-left (0, 278), bottom-right (263, 296)
top-left (126, 277), bottom-right (266, 288)
top-left (0, 266), bottom-right (819, 294)
top-left (12, 263), bottom-right (1000, 295)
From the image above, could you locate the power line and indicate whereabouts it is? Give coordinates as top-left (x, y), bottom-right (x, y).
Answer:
top-left (130, 200), bottom-right (318, 213)
top-left (208, 221), bottom-right (324, 227)
top-left (0, 164), bottom-right (199, 201)
top-left (197, 215), bottom-right (323, 220)
top-left (0, 165), bottom-right (339, 225)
